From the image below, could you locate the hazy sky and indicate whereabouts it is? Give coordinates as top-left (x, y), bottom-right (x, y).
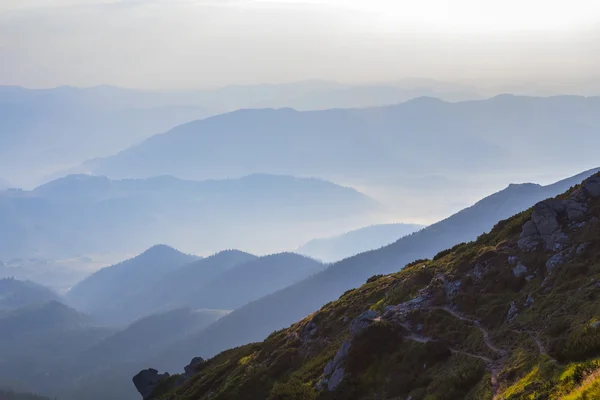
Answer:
top-left (1, 0), bottom-right (599, 88)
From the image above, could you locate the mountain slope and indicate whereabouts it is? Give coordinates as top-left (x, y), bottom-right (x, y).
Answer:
top-left (298, 223), bottom-right (425, 262)
top-left (0, 174), bottom-right (377, 259)
top-left (87, 96), bottom-right (600, 185)
top-left (81, 308), bottom-right (230, 367)
top-left (151, 168), bottom-right (600, 371)
top-left (181, 253), bottom-right (325, 310)
top-left (108, 250), bottom-right (257, 322)
top-left (66, 245), bottom-right (198, 324)
top-left (140, 172), bottom-right (600, 400)
top-left (0, 301), bottom-right (114, 398)
top-left (0, 278), bottom-right (60, 310)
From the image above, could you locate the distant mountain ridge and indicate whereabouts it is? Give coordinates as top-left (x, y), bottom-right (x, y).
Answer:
top-left (0, 80), bottom-right (482, 186)
top-left (85, 96), bottom-right (600, 188)
top-left (0, 174), bottom-right (377, 259)
top-left (0, 278), bottom-right (60, 310)
top-left (298, 223), bottom-right (425, 262)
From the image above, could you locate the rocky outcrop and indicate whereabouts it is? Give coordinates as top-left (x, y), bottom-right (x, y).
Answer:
top-left (583, 176), bottom-right (600, 198)
top-left (318, 339), bottom-right (351, 391)
top-left (349, 310), bottom-right (378, 336)
top-left (133, 369), bottom-right (170, 400)
top-left (546, 251), bottom-right (569, 273)
top-left (517, 177), bottom-right (598, 253)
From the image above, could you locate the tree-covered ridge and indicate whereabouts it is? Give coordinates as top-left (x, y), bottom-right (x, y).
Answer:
top-left (143, 173), bottom-right (600, 400)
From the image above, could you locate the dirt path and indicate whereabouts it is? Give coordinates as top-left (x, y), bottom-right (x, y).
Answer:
top-left (509, 329), bottom-right (560, 365)
top-left (435, 306), bottom-right (507, 357)
top-left (431, 306), bottom-right (508, 398)
top-left (383, 304), bottom-right (511, 398)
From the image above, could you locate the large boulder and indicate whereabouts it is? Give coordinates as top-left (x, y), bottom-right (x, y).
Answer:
top-left (133, 368), bottom-right (170, 400)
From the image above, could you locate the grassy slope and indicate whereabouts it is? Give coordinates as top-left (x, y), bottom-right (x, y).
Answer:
top-left (151, 173), bottom-right (600, 400)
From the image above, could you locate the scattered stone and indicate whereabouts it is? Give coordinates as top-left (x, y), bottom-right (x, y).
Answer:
top-left (546, 252), bottom-right (568, 274)
top-left (591, 321), bottom-right (600, 329)
top-left (323, 340), bottom-right (351, 377)
top-left (471, 263), bottom-right (487, 281)
top-left (512, 263), bottom-right (528, 278)
top-left (508, 256), bottom-right (519, 266)
top-left (327, 367), bottom-right (345, 391)
top-left (301, 318), bottom-right (319, 340)
top-left (577, 242), bottom-right (591, 255)
top-left (507, 301), bottom-right (518, 321)
top-left (444, 280), bottom-right (461, 298)
top-left (133, 369), bottom-right (170, 400)
top-left (525, 275), bottom-right (535, 282)
top-left (525, 294), bottom-right (534, 308)
top-left (350, 310), bottom-right (378, 336)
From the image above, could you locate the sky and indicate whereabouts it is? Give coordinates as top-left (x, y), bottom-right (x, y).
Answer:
top-left (1, 0), bottom-right (599, 89)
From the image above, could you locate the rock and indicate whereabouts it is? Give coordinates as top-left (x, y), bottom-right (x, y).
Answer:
top-left (327, 367), bottom-right (345, 391)
top-left (525, 275), bottom-right (535, 281)
top-left (584, 177), bottom-right (600, 198)
top-left (591, 321), bottom-right (600, 329)
top-left (548, 232), bottom-right (570, 252)
top-left (546, 252), bottom-right (568, 273)
top-left (531, 201), bottom-right (561, 236)
top-left (525, 294), bottom-right (534, 308)
top-left (444, 280), bottom-right (461, 298)
top-left (508, 256), bottom-right (519, 266)
top-left (324, 340), bottom-right (351, 376)
top-left (300, 318), bottom-right (319, 341)
top-left (518, 199), bottom-right (575, 252)
top-left (507, 301), bottom-right (518, 321)
top-left (350, 310), bottom-right (378, 336)
top-left (133, 369), bottom-right (170, 400)
top-left (184, 357), bottom-right (206, 377)
top-left (577, 242), bottom-right (591, 255)
top-left (518, 221), bottom-right (541, 252)
top-left (512, 262), bottom-right (528, 278)
top-left (564, 200), bottom-right (587, 222)
top-left (471, 263), bottom-right (486, 281)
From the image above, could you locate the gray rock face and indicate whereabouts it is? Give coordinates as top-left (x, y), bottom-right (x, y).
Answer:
top-left (584, 177), bottom-right (600, 198)
top-left (133, 369), bottom-right (170, 400)
top-left (507, 301), bottom-right (518, 321)
top-left (577, 242), bottom-right (591, 255)
top-left (327, 367), bottom-right (345, 391)
top-left (444, 280), bottom-right (461, 298)
top-left (531, 201), bottom-right (562, 236)
top-left (350, 310), bottom-right (378, 336)
top-left (546, 252), bottom-right (568, 273)
top-left (324, 340), bottom-right (351, 376)
top-left (518, 200), bottom-right (574, 252)
top-left (512, 262), bottom-right (528, 278)
top-left (525, 294), bottom-right (534, 308)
